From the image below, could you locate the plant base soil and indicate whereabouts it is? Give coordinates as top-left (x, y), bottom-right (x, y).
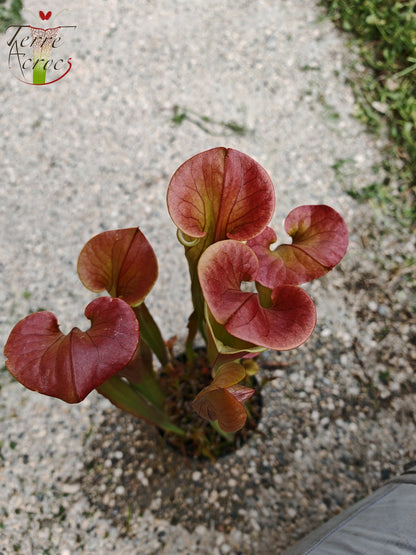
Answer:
top-left (158, 349), bottom-right (263, 460)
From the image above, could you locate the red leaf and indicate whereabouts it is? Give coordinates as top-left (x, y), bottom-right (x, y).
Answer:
top-left (77, 228), bottom-right (158, 306)
top-left (225, 284), bottom-right (317, 350)
top-left (211, 361), bottom-right (246, 387)
top-left (192, 362), bottom-right (254, 432)
top-left (4, 297), bottom-right (139, 403)
top-left (226, 385), bottom-right (255, 404)
top-left (204, 304), bottom-right (266, 368)
top-left (193, 389), bottom-right (249, 432)
top-left (199, 240), bottom-right (259, 324)
top-left (248, 205), bottom-right (348, 287)
top-left (198, 240), bottom-right (316, 350)
top-left (167, 147), bottom-right (275, 243)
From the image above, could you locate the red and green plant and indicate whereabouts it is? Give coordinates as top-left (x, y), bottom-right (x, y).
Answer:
top-left (4, 147), bottom-right (348, 454)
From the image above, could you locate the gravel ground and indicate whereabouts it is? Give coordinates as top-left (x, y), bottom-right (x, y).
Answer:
top-left (1, 1), bottom-right (415, 553)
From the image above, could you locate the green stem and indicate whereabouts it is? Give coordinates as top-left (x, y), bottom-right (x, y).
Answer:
top-left (97, 376), bottom-right (185, 436)
top-left (185, 310), bottom-right (199, 364)
top-left (210, 419), bottom-right (235, 442)
top-left (119, 338), bottom-right (166, 410)
top-left (176, 235), bottom-right (209, 342)
top-left (188, 263), bottom-right (207, 340)
top-left (134, 302), bottom-right (168, 367)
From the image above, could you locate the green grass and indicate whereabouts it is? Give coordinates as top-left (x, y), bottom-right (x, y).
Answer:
top-left (171, 105), bottom-right (250, 137)
top-left (320, 0), bottom-right (416, 226)
top-left (0, 0), bottom-right (23, 33)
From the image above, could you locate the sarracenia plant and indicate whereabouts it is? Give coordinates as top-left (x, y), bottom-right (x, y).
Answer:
top-left (4, 147), bottom-right (348, 451)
